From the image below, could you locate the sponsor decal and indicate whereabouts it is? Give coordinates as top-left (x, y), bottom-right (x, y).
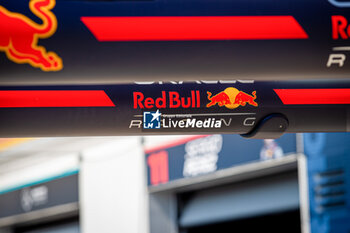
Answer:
top-left (134, 80), bottom-right (255, 85)
top-left (162, 117), bottom-right (226, 129)
top-left (143, 110), bottom-right (161, 129)
top-left (21, 185), bottom-right (48, 212)
top-left (207, 87), bottom-right (258, 109)
top-left (130, 88), bottom-right (258, 130)
top-left (0, 0), bottom-right (62, 71)
top-left (328, 16), bottom-right (350, 67)
top-left (332, 15), bottom-right (350, 40)
top-left (133, 91), bottom-right (200, 109)
top-left (183, 135), bottom-right (222, 177)
top-left (129, 112), bottom-right (236, 129)
top-left (327, 53), bottom-right (346, 67)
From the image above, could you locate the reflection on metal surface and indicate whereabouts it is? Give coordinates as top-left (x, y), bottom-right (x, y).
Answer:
top-left (329, 0), bottom-right (350, 7)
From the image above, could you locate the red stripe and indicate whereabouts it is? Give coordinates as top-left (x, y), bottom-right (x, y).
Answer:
top-left (0, 91), bottom-right (115, 107)
top-left (274, 89), bottom-right (350, 105)
top-left (81, 16), bottom-right (308, 41)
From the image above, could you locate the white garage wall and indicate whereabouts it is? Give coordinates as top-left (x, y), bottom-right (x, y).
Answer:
top-left (0, 136), bottom-right (151, 233)
top-left (0, 152), bottom-right (79, 194)
top-left (0, 137), bottom-right (122, 193)
top-left (80, 136), bottom-right (149, 233)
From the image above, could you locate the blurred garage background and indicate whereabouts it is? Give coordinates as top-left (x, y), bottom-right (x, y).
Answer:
top-left (0, 133), bottom-right (349, 233)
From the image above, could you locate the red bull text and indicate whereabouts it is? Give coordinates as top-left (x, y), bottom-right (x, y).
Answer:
top-left (133, 90), bottom-right (200, 109)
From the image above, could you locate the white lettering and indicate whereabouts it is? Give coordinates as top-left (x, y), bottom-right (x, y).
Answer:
top-left (215, 120), bottom-right (222, 128)
top-left (178, 120), bottom-right (185, 128)
top-left (203, 118), bottom-right (211, 127)
top-left (160, 118), bottom-right (226, 129)
top-left (243, 117), bottom-right (256, 126)
top-left (327, 54), bottom-right (346, 67)
top-left (129, 120), bottom-right (142, 128)
top-left (196, 120), bottom-right (203, 128)
top-left (186, 119), bottom-right (196, 127)
top-left (222, 118), bottom-right (232, 126)
top-left (135, 80), bottom-right (254, 85)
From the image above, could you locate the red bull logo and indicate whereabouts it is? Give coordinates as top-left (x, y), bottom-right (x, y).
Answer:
top-left (207, 87), bottom-right (258, 109)
top-left (0, 0), bottom-right (62, 71)
top-left (134, 91), bottom-right (201, 109)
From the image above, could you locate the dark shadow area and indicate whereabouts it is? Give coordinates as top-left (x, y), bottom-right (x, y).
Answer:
top-left (185, 209), bottom-right (301, 233)
top-left (14, 216), bottom-right (79, 233)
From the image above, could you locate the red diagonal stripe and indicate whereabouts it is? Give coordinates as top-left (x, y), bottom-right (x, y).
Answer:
top-left (274, 89), bottom-right (350, 105)
top-left (81, 16), bottom-right (308, 41)
top-left (0, 91), bottom-right (115, 107)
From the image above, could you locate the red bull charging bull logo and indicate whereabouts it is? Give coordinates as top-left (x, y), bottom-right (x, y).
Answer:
top-left (0, 0), bottom-right (62, 71)
top-left (207, 87), bottom-right (258, 109)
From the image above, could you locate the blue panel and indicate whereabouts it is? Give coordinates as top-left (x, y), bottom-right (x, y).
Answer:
top-left (304, 133), bottom-right (350, 233)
